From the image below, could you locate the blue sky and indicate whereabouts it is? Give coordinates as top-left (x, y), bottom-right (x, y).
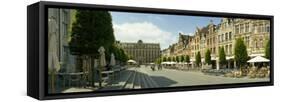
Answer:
top-left (110, 11), bottom-right (222, 49)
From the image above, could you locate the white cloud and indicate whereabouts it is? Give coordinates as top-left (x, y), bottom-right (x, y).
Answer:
top-left (113, 22), bottom-right (177, 50)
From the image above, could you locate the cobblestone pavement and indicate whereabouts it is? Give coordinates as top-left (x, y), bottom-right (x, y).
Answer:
top-left (62, 66), bottom-right (270, 92)
top-left (140, 66), bottom-right (269, 87)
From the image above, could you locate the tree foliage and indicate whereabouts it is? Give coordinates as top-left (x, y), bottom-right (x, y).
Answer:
top-left (167, 57), bottom-right (171, 62)
top-left (219, 47), bottom-right (226, 65)
top-left (162, 56), bottom-right (167, 62)
top-left (265, 39), bottom-right (270, 59)
top-left (234, 38), bottom-right (248, 67)
top-left (155, 58), bottom-right (162, 64)
top-left (205, 49), bottom-right (211, 64)
top-left (68, 10), bottom-right (115, 87)
top-left (176, 56), bottom-right (180, 62)
top-left (195, 51), bottom-right (201, 66)
top-left (69, 10), bottom-right (115, 59)
top-left (118, 48), bottom-right (129, 62)
top-left (185, 55), bottom-right (190, 63)
top-left (180, 55), bottom-right (185, 62)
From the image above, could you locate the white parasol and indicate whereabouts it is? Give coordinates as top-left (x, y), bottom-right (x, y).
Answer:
top-left (110, 53), bottom-right (116, 66)
top-left (247, 56), bottom-right (270, 63)
top-left (98, 46), bottom-right (107, 67)
top-left (48, 18), bottom-right (60, 72)
top-left (127, 59), bottom-right (137, 63)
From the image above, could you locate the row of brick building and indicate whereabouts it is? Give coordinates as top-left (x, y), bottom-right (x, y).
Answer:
top-left (161, 18), bottom-right (270, 69)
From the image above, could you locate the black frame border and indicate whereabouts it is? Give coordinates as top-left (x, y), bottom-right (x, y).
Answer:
top-left (35, 1), bottom-right (273, 100)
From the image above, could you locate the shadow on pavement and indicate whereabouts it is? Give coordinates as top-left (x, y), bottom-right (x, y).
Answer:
top-left (97, 68), bottom-right (179, 91)
top-left (150, 76), bottom-right (178, 87)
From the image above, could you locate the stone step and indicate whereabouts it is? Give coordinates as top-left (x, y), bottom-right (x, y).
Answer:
top-left (140, 71), bottom-right (149, 88)
top-left (123, 68), bottom-right (137, 89)
top-left (98, 68), bottom-right (133, 90)
top-left (139, 68), bottom-right (159, 88)
top-left (118, 69), bottom-right (134, 89)
top-left (104, 67), bottom-right (159, 90)
top-left (133, 68), bottom-right (141, 89)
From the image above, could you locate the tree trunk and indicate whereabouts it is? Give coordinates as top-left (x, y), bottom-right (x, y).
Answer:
top-left (90, 55), bottom-right (95, 87)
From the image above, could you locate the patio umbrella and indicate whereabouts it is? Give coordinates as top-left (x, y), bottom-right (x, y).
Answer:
top-left (48, 19), bottom-right (60, 93)
top-left (178, 62), bottom-right (187, 64)
top-left (98, 46), bottom-right (107, 67)
top-left (98, 46), bottom-right (106, 87)
top-left (247, 56), bottom-right (270, 68)
top-left (110, 53), bottom-right (116, 66)
top-left (247, 56), bottom-right (270, 63)
top-left (169, 61), bottom-right (177, 64)
top-left (48, 19), bottom-right (60, 72)
top-left (161, 62), bottom-right (168, 64)
top-left (127, 59), bottom-right (137, 63)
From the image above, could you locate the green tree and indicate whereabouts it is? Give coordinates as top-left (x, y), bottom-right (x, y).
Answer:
top-left (167, 57), bottom-right (171, 62)
top-left (69, 10), bottom-right (114, 87)
top-left (127, 54), bottom-right (133, 60)
top-left (181, 55), bottom-right (185, 62)
top-left (154, 57), bottom-right (161, 64)
top-left (234, 38), bottom-right (248, 68)
top-left (205, 49), bottom-right (211, 65)
top-left (176, 56), bottom-right (180, 62)
top-left (110, 45), bottom-right (120, 61)
top-left (69, 10), bottom-right (115, 58)
top-left (163, 56), bottom-right (167, 62)
top-left (265, 39), bottom-right (270, 59)
top-left (119, 48), bottom-right (128, 63)
top-left (185, 55), bottom-right (190, 63)
top-left (195, 51), bottom-right (201, 66)
top-left (219, 47), bottom-right (226, 67)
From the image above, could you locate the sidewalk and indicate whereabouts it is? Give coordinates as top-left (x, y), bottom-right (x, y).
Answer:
top-left (141, 67), bottom-right (270, 87)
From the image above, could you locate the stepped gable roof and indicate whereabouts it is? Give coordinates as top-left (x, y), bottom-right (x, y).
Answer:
top-left (179, 33), bottom-right (191, 41)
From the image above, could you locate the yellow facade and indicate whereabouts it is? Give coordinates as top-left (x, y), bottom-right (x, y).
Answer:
top-left (162, 18), bottom-right (270, 69)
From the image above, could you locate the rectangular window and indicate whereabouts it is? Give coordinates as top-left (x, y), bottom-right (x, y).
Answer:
top-left (266, 26), bottom-right (270, 32)
top-left (218, 35), bottom-right (220, 43)
top-left (221, 34), bottom-right (224, 42)
top-left (225, 33), bottom-right (228, 41)
top-left (257, 24), bottom-right (262, 32)
top-left (262, 24), bottom-right (265, 32)
top-left (229, 44), bottom-right (232, 55)
top-left (245, 23), bottom-right (249, 32)
top-left (247, 36), bottom-right (250, 47)
top-left (256, 41), bottom-right (259, 49)
top-left (229, 32), bottom-right (232, 40)
top-left (240, 24), bottom-right (244, 33)
top-left (235, 25), bottom-right (239, 34)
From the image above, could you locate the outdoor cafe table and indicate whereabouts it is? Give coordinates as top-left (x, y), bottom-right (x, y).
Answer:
top-left (58, 72), bottom-right (85, 88)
